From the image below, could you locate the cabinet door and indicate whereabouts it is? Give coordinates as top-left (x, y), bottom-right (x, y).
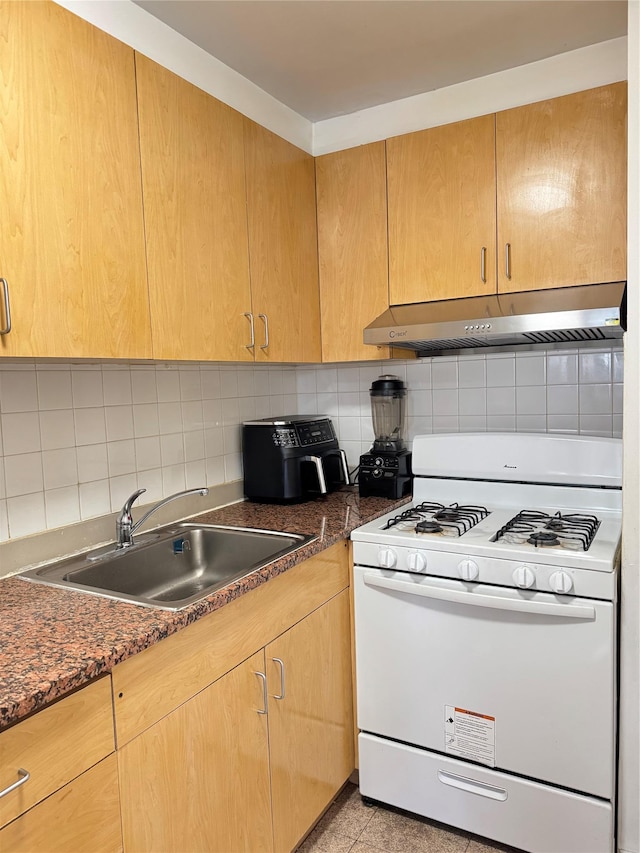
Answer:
top-left (267, 590), bottom-right (355, 853)
top-left (316, 143), bottom-right (391, 362)
top-left (118, 650), bottom-right (272, 853)
top-left (244, 120), bottom-right (321, 362)
top-left (136, 55), bottom-right (254, 361)
top-left (387, 115), bottom-right (497, 304)
top-left (0, 1), bottom-right (151, 359)
top-left (497, 83), bottom-right (627, 293)
top-left (0, 756), bottom-right (122, 853)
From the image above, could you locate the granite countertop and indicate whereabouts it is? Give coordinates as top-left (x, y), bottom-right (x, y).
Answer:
top-left (0, 487), bottom-right (409, 731)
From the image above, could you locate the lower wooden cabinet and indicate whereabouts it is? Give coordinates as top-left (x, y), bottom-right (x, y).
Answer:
top-left (0, 755), bottom-right (122, 853)
top-left (117, 586), bottom-right (353, 853)
top-left (268, 589), bottom-right (354, 852)
top-left (118, 650), bottom-right (272, 853)
top-left (0, 677), bottom-right (115, 829)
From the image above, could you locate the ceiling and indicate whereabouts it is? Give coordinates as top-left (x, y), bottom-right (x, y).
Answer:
top-left (134, 1), bottom-right (627, 122)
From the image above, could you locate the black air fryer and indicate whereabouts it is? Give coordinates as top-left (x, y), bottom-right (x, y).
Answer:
top-left (359, 376), bottom-right (412, 499)
top-left (242, 415), bottom-right (350, 503)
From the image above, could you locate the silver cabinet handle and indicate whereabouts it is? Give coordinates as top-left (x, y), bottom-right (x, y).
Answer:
top-left (257, 313), bottom-right (269, 350)
top-left (271, 657), bottom-right (285, 700)
top-left (0, 768), bottom-right (30, 799)
top-left (338, 449), bottom-right (350, 485)
top-left (505, 243), bottom-right (511, 280)
top-left (244, 312), bottom-right (255, 350)
top-left (254, 671), bottom-right (268, 714)
top-left (480, 247), bottom-right (487, 283)
top-left (0, 278), bottom-right (11, 334)
top-left (302, 455), bottom-right (327, 494)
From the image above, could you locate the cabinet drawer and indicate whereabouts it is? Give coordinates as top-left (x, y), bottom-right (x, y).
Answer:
top-left (0, 754), bottom-right (122, 853)
top-left (112, 540), bottom-right (349, 745)
top-left (0, 677), bottom-right (115, 827)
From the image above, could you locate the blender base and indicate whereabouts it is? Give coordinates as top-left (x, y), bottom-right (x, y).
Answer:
top-left (358, 449), bottom-right (412, 499)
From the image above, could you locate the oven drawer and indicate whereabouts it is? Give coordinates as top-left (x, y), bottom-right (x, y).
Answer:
top-left (359, 733), bottom-right (613, 853)
top-left (353, 566), bottom-right (616, 798)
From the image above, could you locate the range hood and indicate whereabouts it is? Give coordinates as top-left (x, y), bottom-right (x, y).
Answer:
top-left (364, 282), bottom-right (626, 357)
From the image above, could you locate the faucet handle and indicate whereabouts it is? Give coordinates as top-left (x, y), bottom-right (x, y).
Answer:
top-left (120, 488), bottom-right (146, 519)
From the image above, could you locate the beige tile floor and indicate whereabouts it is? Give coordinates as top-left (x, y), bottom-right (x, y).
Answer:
top-left (296, 783), bottom-right (520, 853)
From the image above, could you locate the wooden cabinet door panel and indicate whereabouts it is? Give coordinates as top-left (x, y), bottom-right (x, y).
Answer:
top-left (317, 142), bottom-right (391, 362)
top-left (0, 1), bottom-right (150, 359)
top-left (387, 115), bottom-right (497, 304)
top-left (267, 590), bottom-right (354, 853)
top-left (118, 650), bottom-right (272, 853)
top-left (136, 55), bottom-right (253, 361)
top-left (244, 120), bottom-right (321, 363)
top-left (497, 83), bottom-right (627, 293)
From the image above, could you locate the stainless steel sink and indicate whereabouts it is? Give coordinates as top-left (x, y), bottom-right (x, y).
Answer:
top-left (20, 524), bottom-right (316, 610)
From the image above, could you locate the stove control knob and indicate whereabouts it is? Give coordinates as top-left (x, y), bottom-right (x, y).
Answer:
top-left (458, 559), bottom-right (479, 581)
top-left (550, 570), bottom-right (573, 594)
top-left (513, 565), bottom-right (535, 589)
top-left (378, 547), bottom-right (397, 569)
top-left (406, 551), bottom-right (427, 573)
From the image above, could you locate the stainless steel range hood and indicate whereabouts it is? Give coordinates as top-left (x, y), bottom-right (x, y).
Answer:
top-left (364, 282), bottom-right (626, 357)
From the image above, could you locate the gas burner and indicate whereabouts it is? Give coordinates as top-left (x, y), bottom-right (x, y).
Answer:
top-left (383, 502), bottom-right (489, 536)
top-left (416, 520), bottom-right (443, 534)
top-left (528, 531), bottom-right (560, 547)
top-left (492, 510), bottom-right (601, 551)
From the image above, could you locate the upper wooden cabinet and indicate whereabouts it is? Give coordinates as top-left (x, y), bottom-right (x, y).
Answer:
top-left (496, 83), bottom-right (627, 293)
top-left (316, 142), bottom-right (391, 362)
top-left (387, 114), bottom-right (497, 305)
top-left (244, 120), bottom-right (321, 363)
top-left (136, 54), bottom-right (254, 361)
top-left (0, 1), bottom-right (151, 359)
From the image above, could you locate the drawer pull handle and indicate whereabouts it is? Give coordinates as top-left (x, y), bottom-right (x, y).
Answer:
top-left (0, 768), bottom-right (30, 799)
top-left (438, 770), bottom-right (507, 801)
top-left (255, 671), bottom-right (268, 715)
top-left (272, 657), bottom-right (285, 700)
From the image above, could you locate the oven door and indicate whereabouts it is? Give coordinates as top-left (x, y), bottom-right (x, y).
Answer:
top-left (353, 565), bottom-right (615, 799)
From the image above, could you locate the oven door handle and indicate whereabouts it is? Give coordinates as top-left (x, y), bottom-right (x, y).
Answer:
top-left (362, 573), bottom-right (596, 620)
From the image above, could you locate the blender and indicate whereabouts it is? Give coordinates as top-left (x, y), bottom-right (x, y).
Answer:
top-left (358, 375), bottom-right (412, 499)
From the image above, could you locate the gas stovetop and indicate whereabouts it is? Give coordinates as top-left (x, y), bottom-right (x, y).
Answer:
top-left (351, 433), bottom-right (623, 600)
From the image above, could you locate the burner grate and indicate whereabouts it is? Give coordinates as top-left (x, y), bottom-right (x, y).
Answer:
top-left (492, 510), bottom-right (600, 551)
top-left (383, 502), bottom-right (489, 536)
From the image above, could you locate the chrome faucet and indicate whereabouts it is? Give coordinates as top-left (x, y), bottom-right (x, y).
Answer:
top-left (116, 487), bottom-right (209, 549)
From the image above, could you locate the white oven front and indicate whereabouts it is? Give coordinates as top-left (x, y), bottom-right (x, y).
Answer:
top-left (354, 566), bottom-right (616, 797)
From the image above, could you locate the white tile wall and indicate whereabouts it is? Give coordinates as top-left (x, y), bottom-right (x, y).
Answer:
top-left (297, 344), bottom-right (624, 471)
top-left (0, 344), bottom-right (623, 543)
top-left (0, 362), bottom-right (297, 542)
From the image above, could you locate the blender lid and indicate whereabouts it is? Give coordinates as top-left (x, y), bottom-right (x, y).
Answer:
top-left (370, 375), bottom-right (407, 395)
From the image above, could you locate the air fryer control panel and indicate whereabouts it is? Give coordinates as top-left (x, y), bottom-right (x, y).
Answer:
top-left (271, 419), bottom-right (336, 448)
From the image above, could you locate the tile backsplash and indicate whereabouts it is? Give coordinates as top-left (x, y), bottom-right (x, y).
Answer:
top-left (0, 344), bottom-right (623, 543)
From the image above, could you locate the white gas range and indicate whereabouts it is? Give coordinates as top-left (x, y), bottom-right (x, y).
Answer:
top-left (351, 432), bottom-right (622, 853)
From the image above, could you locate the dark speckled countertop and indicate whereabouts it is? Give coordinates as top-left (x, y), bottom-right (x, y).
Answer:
top-left (0, 487), bottom-right (409, 731)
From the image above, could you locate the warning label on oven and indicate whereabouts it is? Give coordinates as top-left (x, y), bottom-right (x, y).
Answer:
top-left (444, 705), bottom-right (495, 767)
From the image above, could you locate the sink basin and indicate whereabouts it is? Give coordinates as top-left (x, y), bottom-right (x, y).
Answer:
top-left (20, 524), bottom-right (316, 610)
